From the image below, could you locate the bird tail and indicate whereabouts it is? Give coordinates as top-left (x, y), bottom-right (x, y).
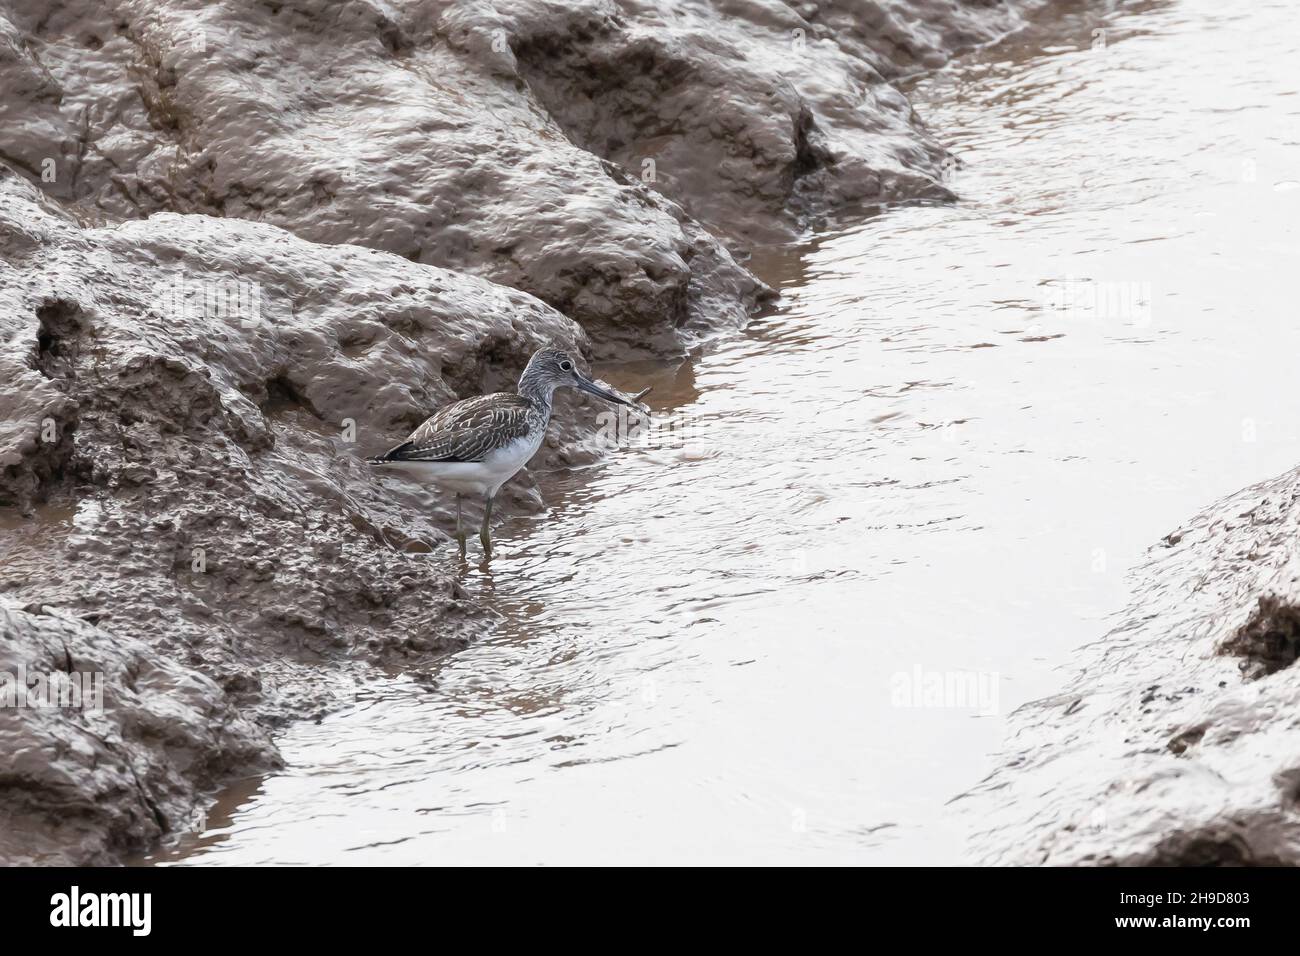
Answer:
top-left (366, 441), bottom-right (415, 465)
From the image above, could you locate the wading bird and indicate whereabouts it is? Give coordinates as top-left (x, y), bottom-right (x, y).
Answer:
top-left (368, 347), bottom-right (647, 557)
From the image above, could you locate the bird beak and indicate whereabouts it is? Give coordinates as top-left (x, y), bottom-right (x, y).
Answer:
top-left (574, 371), bottom-right (643, 409)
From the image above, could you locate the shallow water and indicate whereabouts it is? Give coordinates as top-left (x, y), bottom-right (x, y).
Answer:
top-left (149, 0), bottom-right (1300, 865)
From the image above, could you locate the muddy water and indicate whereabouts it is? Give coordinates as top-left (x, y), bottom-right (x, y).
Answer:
top-left (149, 0), bottom-right (1300, 864)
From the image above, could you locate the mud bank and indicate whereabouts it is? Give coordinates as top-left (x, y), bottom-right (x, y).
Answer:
top-left (0, 0), bottom-right (1047, 864)
top-left (0, 0), bottom-right (1045, 354)
top-left (0, 603), bottom-right (275, 865)
top-left (1, 169), bottom-right (577, 697)
top-left (966, 467), bottom-right (1300, 865)
top-left (0, 169), bottom-right (583, 861)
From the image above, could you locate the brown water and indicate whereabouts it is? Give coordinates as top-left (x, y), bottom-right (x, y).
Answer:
top-left (149, 0), bottom-right (1300, 865)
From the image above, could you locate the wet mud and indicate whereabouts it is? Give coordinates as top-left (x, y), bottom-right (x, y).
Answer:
top-left (0, 1), bottom-right (1046, 862)
top-left (965, 468), bottom-right (1300, 865)
top-left (151, 0), bottom-right (1300, 867)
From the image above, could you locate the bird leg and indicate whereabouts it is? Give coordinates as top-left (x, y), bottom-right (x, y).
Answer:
top-left (455, 494), bottom-right (467, 556)
top-left (480, 494), bottom-right (494, 557)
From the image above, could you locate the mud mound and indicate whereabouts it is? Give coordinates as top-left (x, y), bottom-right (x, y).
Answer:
top-left (965, 470), bottom-right (1300, 865)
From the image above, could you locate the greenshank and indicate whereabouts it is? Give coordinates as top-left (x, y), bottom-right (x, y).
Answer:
top-left (369, 347), bottom-right (647, 557)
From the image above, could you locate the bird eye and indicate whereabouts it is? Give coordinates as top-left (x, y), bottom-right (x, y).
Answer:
top-left (560, 361), bottom-right (573, 371)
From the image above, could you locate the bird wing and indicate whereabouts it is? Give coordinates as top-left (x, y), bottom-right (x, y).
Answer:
top-left (375, 393), bottom-right (534, 464)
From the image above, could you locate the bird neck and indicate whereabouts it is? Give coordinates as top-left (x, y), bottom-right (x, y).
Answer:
top-left (516, 368), bottom-right (556, 411)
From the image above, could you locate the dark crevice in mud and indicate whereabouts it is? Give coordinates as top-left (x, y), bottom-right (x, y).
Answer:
top-left (130, 35), bottom-right (187, 137)
top-left (125, 758), bottom-right (170, 836)
top-left (375, 15), bottom-right (414, 58)
top-left (259, 374), bottom-right (318, 419)
top-left (1220, 595), bottom-right (1300, 680)
top-left (512, 34), bottom-right (700, 192)
top-left (0, 301), bottom-right (85, 510)
top-left (1138, 829), bottom-right (1286, 867)
top-left (792, 106), bottom-right (833, 180)
top-left (35, 299), bottom-right (86, 381)
top-left (1167, 725), bottom-right (1206, 755)
top-left (1276, 769), bottom-right (1300, 808)
top-left (786, 106), bottom-right (838, 225)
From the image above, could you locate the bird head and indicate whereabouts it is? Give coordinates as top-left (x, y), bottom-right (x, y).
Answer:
top-left (521, 347), bottom-right (643, 408)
